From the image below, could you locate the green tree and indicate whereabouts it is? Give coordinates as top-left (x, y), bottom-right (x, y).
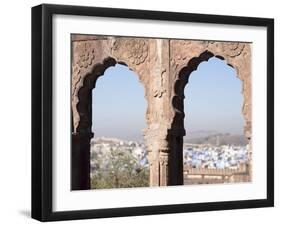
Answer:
top-left (91, 148), bottom-right (149, 189)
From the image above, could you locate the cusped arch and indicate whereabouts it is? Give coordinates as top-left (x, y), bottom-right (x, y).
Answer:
top-left (72, 56), bottom-right (146, 135)
top-left (171, 49), bottom-right (250, 140)
top-left (71, 54), bottom-right (149, 190)
top-left (74, 57), bottom-right (116, 134)
top-left (171, 51), bottom-right (214, 128)
top-left (71, 36), bottom-right (153, 190)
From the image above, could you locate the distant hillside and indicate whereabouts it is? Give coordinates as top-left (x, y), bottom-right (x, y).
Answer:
top-left (184, 133), bottom-right (248, 146)
top-left (184, 130), bottom-right (219, 139)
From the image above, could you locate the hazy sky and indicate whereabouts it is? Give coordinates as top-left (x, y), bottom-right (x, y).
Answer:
top-left (92, 64), bottom-right (146, 140)
top-left (184, 57), bottom-right (244, 135)
top-left (92, 57), bottom-right (244, 141)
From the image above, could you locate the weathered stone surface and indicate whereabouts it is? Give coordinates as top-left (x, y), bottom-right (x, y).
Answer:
top-left (71, 35), bottom-right (252, 189)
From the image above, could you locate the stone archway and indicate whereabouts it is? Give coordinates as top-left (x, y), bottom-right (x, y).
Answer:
top-left (169, 41), bottom-right (252, 183)
top-left (71, 35), bottom-right (154, 190)
top-left (71, 35), bottom-right (252, 190)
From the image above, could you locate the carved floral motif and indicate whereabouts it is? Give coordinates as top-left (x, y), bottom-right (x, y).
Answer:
top-left (153, 69), bottom-right (167, 98)
top-left (112, 38), bottom-right (148, 65)
top-left (75, 41), bottom-right (95, 69)
top-left (72, 41), bottom-right (96, 132)
top-left (159, 154), bottom-right (169, 166)
top-left (200, 40), bottom-right (215, 48)
top-left (72, 42), bottom-right (95, 96)
top-left (170, 40), bottom-right (191, 67)
top-left (222, 42), bottom-right (245, 57)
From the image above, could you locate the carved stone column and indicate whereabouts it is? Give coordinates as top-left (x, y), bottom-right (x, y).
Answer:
top-left (159, 152), bottom-right (169, 186)
top-left (144, 39), bottom-right (184, 186)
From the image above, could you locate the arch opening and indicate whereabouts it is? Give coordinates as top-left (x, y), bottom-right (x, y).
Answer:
top-left (88, 63), bottom-right (149, 189)
top-left (178, 54), bottom-right (250, 185)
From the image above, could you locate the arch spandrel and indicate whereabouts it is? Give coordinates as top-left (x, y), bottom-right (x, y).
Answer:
top-left (110, 37), bottom-right (150, 78)
top-left (71, 38), bottom-right (112, 133)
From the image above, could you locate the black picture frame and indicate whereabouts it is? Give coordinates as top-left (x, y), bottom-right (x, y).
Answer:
top-left (31, 3), bottom-right (274, 222)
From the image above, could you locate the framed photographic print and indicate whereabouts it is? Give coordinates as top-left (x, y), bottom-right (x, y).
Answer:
top-left (31, 4), bottom-right (274, 221)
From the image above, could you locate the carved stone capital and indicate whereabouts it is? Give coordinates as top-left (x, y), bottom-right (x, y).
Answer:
top-left (159, 153), bottom-right (169, 166)
top-left (74, 41), bottom-right (95, 69)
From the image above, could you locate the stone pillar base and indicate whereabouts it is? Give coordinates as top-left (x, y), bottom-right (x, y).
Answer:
top-left (71, 132), bottom-right (93, 190)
